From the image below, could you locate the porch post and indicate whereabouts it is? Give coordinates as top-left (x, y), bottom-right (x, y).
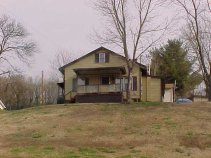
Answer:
top-left (57, 84), bottom-right (59, 97)
top-left (76, 75), bottom-right (78, 93)
top-left (120, 69), bottom-right (123, 103)
top-left (98, 75), bottom-right (100, 93)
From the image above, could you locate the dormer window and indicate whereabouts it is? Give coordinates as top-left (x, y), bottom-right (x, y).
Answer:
top-left (95, 52), bottom-right (109, 63)
top-left (99, 53), bottom-right (105, 63)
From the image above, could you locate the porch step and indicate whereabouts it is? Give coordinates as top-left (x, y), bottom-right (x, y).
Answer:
top-left (75, 93), bottom-right (122, 103)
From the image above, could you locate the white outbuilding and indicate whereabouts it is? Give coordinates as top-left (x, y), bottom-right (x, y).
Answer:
top-left (0, 100), bottom-right (6, 110)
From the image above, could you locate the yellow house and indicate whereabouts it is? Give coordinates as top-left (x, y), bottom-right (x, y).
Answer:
top-left (59, 47), bottom-right (162, 103)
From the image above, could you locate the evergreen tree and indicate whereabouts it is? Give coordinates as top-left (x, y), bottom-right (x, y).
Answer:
top-left (150, 39), bottom-right (201, 97)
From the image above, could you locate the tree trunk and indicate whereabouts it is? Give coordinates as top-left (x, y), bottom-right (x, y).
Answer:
top-left (208, 63), bottom-right (211, 102)
top-left (125, 65), bottom-right (132, 104)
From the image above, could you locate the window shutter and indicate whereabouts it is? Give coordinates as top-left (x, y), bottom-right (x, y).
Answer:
top-left (133, 76), bottom-right (137, 91)
top-left (72, 78), bottom-right (77, 92)
top-left (95, 53), bottom-right (99, 63)
top-left (105, 53), bottom-right (109, 63)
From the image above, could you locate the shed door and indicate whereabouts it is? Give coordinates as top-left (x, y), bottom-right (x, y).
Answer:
top-left (164, 89), bottom-right (173, 102)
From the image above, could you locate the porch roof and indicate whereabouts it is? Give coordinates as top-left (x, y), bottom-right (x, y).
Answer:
top-left (73, 67), bottom-right (126, 76)
top-left (57, 82), bottom-right (64, 89)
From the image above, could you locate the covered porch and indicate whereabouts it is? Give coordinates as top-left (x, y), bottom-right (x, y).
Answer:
top-left (73, 67), bottom-right (126, 103)
top-left (77, 84), bottom-right (121, 94)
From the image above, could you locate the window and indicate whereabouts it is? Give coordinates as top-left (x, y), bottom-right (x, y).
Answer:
top-left (95, 52), bottom-right (109, 63)
top-left (101, 76), bottom-right (109, 85)
top-left (115, 77), bottom-right (128, 91)
top-left (77, 77), bottom-right (89, 86)
top-left (123, 78), bottom-right (128, 91)
top-left (77, 78), bottom-right (85, 86)
top-left (131, 76), bottom-right (137, 91)
top-left (116, 77), bottom-right (137, 91)
top-left (99, 53), bottom-right (105, 63)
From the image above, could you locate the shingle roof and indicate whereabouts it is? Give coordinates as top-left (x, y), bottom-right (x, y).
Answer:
top-left (59, 46), bottom-right (147, 74)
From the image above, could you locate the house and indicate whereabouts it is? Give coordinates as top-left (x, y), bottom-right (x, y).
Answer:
top-left (59, 47), bottom-right (162, 103)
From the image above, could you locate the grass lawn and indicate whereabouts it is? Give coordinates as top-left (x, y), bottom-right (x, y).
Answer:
top-left (0, 102), bottom-right (211, 158)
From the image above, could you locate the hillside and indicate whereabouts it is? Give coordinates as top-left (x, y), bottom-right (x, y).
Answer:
top-left (0, 102), bottom-right (211, 158)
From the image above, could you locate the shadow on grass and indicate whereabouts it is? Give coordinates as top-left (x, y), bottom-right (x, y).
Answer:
top-left (135, 102), bottom-right (163, 107)
top-left (179, 133), bottom-right (211, 150)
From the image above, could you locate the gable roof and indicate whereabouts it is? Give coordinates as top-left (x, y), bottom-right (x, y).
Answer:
top-left (59, 46), bottom-right (147, 74)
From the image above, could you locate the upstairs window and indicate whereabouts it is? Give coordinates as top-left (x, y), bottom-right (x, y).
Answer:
top-left (99, 53), bottom-right (105, 63)
top-left (95, 52), bottom-right (109, 63)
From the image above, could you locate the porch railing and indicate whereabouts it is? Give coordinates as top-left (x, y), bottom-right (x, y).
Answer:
top-left (77, 84), bottom-right (121, 94)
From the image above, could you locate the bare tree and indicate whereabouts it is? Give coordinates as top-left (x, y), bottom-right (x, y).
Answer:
top-left (173, 0), bottom-right (211, 100)
top-left (0, 15), bottom-right (36, 75)
top-left (94, 0), bottom-right (168, 103)
top-left (207, 0), bottom-right (211, 12)
top-left (50, 50), bottom-right (73, 80)
top-left (49, 50), bottom-right (73, 104)
top-left (0, 75), bottom-right (34, 110)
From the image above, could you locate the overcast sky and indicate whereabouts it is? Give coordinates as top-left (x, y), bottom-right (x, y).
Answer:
top-left (0, 0), bottom-right (102, 78)
top-left (0, 0), bottom-right (179, 78)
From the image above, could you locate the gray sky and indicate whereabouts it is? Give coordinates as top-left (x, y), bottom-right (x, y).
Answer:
top-left (0, 0), bottom-right (101, 77)
top-left (0, 0), bottom-right (178, 78)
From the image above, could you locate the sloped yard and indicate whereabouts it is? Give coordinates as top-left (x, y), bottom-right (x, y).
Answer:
top-left (0, 102), bottom-right (211, 158)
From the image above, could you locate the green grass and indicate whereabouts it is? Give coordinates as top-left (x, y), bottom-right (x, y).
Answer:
top-left (10, 146), bottom-right (57, 158)
top-left (62, 151), bottom-right (80, 158)
top-left (151, 124), bottom-right (162, 130)
top-left (117, 155), bottom-right (132, 158)
top-left (0, 102), bottom-right (211, 157)
top-left (79, 147), bottom-right (97, 156)
top-left (175, 147), bottom-right (185, 153)
top-left (138, 102), bottom-right (162, 107)
top-left (97, 147), bottom-right (116, 153)
top-left (32, 132), bottom-right (42, 139)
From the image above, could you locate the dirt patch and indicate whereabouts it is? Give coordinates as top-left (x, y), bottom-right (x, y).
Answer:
top-left (47, 136), bottom-right (154, 148)
top-left (179, 134), bottom-right (211, 150)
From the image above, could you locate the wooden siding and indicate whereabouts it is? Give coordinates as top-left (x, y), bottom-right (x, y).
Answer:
top-left (64, 49), bottom-right (141, 101)
top-left (141, 76), bottom-right (161, 102)
top-left (150, 78), bottom-right (161, 102)
top-left (141, 77), bottom-right (147, 101)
